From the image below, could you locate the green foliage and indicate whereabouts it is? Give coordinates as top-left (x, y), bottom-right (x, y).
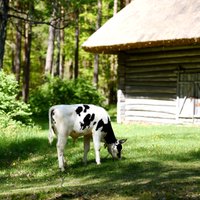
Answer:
top-left (29, 76), bottom-right (105, 117)
top-left (4, 0), bottom-right (116, 106)
top-left (0, 71), bottom-right (32, 124)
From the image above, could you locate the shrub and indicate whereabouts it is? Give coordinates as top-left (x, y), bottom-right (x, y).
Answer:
top-left (0, 71), bottom-right (32, 124)
top-left (29, 76), bottom-right (104, 117)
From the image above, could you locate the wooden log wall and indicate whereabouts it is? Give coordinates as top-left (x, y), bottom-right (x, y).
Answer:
top-left (117, 45), bottom-right (200, 124)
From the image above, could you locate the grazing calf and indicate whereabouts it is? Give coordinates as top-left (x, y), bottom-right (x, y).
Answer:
top-left (48, 104), bottom-right (126, 171)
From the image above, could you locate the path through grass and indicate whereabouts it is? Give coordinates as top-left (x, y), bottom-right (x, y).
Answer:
top-left (0, 122), bottom-right (200, 199)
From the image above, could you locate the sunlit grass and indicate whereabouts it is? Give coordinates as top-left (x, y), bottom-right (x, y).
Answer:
top-left (0, 122), bottom-right (200, 199)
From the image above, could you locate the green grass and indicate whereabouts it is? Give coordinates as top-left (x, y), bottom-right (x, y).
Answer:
top-left (1, 122), bottom-right (200, 199)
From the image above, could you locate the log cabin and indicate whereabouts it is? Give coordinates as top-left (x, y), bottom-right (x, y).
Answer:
top-left (82, 0), bottom-right (200, 124)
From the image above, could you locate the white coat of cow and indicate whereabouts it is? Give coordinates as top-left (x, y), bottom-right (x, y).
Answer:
top-left (48, 104), bottom-right (126, 171)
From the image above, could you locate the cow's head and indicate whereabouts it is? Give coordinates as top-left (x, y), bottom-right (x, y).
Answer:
top-left (107, 139), bottom-right (127, 159)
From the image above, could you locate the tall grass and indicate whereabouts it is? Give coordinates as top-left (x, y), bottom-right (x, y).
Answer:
top-left (0, 121), bottom-right (200, 199)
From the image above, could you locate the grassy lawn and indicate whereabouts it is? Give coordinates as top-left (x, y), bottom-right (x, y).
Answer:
top-left (0, 121), bottom-right (200, 199)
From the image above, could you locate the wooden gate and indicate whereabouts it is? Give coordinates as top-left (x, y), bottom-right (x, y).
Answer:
top-left (177, 73), bottom-right (200, 123)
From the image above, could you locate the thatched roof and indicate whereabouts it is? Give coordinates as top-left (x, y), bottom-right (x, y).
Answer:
top-left (82, 0), bottom-right (200, 54)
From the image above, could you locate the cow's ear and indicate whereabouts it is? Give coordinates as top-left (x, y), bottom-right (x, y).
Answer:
top-left (119, 139), bottom-right (127, 144)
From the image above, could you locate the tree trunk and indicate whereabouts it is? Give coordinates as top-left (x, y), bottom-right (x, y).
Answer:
top-left (93, 0), bottom-right (102, 87)
top-left (59, 6), bottom-right (65, 79)
top-left (108, 0), bottom-right (118, 104)
top-left (22, 20), bottom-right (32, 103)
top-left (13, 19), bottom-right (22, 84)
top-left (59, 26), bottom-right (64, 78)
top-left (54, 6), bottom-right (65, 78)
top-left (113, 0), bottom-right (118, 14)
top-left (0, 0), bottom-right (9, 69)
top-left (109, 55), bottom-right (117, 104)
top-left (93, 54), bottom-right (99, 87)
top-left (120, 0), bottom-right (131, 9)
top-left (74, 8), bottom-right (79, 79)
top-left (55, 20), bottom-right (60, 77)
top-left (45, 7), bottom-right (56, 76)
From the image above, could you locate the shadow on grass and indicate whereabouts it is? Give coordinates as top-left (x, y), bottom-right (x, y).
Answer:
top-left (50, 157), bottom-right (200, 199)
top-left (1, 132), bottom-right (200, 199)
top-left (3, 158), bottom-right (200, 199)
top-left (0, 137), bottom-right (52, 168)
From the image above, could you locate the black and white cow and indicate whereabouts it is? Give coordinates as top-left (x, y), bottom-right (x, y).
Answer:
top-left (48, 104), bottom-right (126, 171)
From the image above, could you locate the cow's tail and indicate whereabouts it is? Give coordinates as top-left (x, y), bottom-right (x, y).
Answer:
top-left (48, 107), bottom-right (55, 145)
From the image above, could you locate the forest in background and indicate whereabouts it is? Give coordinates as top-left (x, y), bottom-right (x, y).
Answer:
top-left (0, 0), bottom-right (131, 107)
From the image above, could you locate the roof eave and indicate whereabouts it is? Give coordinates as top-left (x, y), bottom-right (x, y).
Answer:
top-left (82, 38), bottom-right (200, 54)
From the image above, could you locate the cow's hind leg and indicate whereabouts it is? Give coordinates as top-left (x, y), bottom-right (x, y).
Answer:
top-left (83, 134), bottom-right (91, 165)
top-left (57, 135), bottom-right (67, 172)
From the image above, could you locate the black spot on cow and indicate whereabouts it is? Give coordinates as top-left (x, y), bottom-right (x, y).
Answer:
top-left (93, 121), bottom-right (96, 126)
top-left (83, 105), bottom-right (90, 112)
top-left (76, 106), bottom-right (83, 116)
top-left (80, 113), bottom-right (95, 130)
top-left (75, 105), bottom-right (89, 116)
top-left (96, 118), bottom-right (117, 144)
top-left (96, 119), bottom-right (104, 131)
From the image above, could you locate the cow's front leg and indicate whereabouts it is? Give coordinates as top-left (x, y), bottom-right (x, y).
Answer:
top-left (83, 134), bottom-right (91, 165)
top-left (57, 135), bottom-right (67, 172)
top-left (92, 133), bottom-right (101, 165)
